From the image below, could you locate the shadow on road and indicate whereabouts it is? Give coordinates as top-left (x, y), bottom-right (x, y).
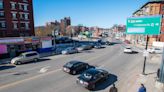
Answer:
top-left (131, 51), bottom-right (139, 54)
top-left (93, 74), bottom-right (118, 91)
top-left (83, 50), bottom-right (94, 53)
top-left (146, 71), bottom-right (157, 76)
top-left (24, 58), bottom-right (51, 65)
top-left (0, 65), bottom-right (16, 71)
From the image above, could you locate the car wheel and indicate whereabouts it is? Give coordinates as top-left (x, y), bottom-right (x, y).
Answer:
top-left (34, 58), bottom-right (38, 62)
top-left (16, 61), bottom-right (22, 65)
top-left (72, 70), bottom-right (76, 75)
top-left (90, 84), bottom-right (95, 90)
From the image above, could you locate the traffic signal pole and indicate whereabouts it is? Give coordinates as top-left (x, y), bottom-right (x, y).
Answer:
top-left (142, 35), bottom-right (149, 75)
top-left (159, 47), bottom-right (164, 83)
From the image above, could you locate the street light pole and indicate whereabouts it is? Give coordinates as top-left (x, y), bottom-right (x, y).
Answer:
top-left (142, 35), bottom-right (149, 75)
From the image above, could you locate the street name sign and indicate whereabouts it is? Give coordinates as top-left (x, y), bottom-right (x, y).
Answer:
top-left (126, 15), bottom-right (162, 35)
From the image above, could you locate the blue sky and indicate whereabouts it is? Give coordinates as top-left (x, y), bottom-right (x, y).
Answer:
top-left (33, 0), bottom-right (148, 28)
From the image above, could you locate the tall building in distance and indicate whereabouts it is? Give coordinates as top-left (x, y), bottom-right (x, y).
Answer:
top-left (0, 0), bottom-right (34, 37)
top-left (60, 17), bottom-right (71, 36)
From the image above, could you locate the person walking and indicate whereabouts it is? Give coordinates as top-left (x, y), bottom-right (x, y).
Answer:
top-left (138, 84), bottom-right (146, 92)
top-left (109, 84), bottom-right (118, 92)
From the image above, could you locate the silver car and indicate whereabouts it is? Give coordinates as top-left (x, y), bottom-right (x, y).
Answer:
top-left (77, 45), bottom-right (92, 51)
top-left (11, 51), bottom-right (40, 65)
top-left (62, 47), bottom-right (78, 54)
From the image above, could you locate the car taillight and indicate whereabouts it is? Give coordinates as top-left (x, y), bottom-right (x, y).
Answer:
top-left (83, 82), bottom-right (89, 86)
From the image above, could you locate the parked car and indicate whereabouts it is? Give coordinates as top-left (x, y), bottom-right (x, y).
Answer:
top-left (76, 68), bottom-right (109, 90)
top-left (77, 45), bottom-right (92, 51)
top-left (11, 51), bottom-right (40, 65)
top-left (63, 61), bottom-right (90, 75)
top-left (124, 47), bottom-right (133, 53)
top-left (61, 47), bottom-right (78, 54)
top-left (105, 41), bottom-right (112, 45)
top-left (147, 47), bottom-right (163, 54)
top-left (94, 44), bottom-right (104, 49)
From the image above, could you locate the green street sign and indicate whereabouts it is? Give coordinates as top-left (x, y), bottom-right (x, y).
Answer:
top-left (126, 15), bottom-right (162, 35)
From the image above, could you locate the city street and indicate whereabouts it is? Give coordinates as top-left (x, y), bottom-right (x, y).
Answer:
top-left (0, 41), bottom-right (149, 92)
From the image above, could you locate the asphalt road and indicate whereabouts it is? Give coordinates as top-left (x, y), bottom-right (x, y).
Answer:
top-left (0, 41), bottom-right (144, 92)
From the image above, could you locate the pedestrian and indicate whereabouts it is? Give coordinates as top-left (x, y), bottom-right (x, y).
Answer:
top-left (138, 84), bottom-right (146, 92)
top-left (109, 84), bottom-right (118, 92)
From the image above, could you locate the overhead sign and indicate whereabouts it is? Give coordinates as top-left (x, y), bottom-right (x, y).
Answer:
top-left (126, 15), bottom-right (162, 35)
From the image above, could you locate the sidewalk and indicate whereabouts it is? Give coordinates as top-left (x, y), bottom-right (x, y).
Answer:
top-left (126, 53), bottom-right (164, 92)
top-left (0, 51), bottom-right (56, 65)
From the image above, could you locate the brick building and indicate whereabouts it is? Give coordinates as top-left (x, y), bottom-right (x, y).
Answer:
top-left (60, 17), bottom-right (71, 36)
top-left (0, 0), bottom-right (34, 37)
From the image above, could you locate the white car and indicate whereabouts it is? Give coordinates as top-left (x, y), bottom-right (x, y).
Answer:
top-left (124, 47), bottom-right (133, 53)
top-left (147, 47), bottom-right (163, 54)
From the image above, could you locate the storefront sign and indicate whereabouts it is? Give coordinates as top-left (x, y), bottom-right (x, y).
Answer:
top-left (0, 45), bottom-right (7, 54)
top-left (40, 37), bottom-right (52, 41)
top-left (0, 38), bottom-right (24, 44)
top-left (24, 37), bottom-right (40, 44)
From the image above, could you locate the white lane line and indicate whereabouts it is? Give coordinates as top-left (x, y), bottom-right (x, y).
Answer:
top-left (0, 68), bottom-right (62, 90)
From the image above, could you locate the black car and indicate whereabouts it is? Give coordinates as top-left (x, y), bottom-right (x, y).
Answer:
top-left (76, 68), bottom-right (109, 90)
top-left (63, 61), bottom-right (90, 75)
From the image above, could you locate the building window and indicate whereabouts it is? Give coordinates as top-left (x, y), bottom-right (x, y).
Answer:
top-left (12, 12), bottom-right (17, 19)
top-left (0, 21), bottom-right (6, 28)
top-left (11, 2), bottom-right (16, 10)
top-left (162, 6), bottom-right (164, 12)
top-left (13, 22), bottom-right (18, 29)
top-left (0, 11), bottom-right (4, 17)
top-left (20, 23), bottom-right (25, 28)
top-left (20, 13), bottom-right (23, 19)
top-left (24, 13), bottom-right (28, 20)
top-left (0, 1), bottom-right (3, 9)
top-left (24, 4), bottom-right (28, 11)
top-left (23, 0), bottom-right (28, 2)
top-left (25, 22), bottom-right (29, 29)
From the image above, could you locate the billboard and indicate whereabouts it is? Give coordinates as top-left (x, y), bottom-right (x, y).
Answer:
top-left (126, 15), bottom-right (162, 35)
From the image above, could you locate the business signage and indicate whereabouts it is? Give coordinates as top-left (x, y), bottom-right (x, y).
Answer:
top-left (0, 38), bottom-right (24, 44)
top-left (126, 15), bottom-right (162, 35)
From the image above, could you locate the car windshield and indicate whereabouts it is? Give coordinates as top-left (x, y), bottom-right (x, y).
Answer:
top-left (126, 48), bottom-right (131, 49)
top-left (65, 62), bottom-right (73, 68)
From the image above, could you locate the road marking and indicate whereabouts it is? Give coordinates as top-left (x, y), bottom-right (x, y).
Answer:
top-left (0, 68), bottom-right (62, 90)
top-left (39, 66), bottom-right (51, 73)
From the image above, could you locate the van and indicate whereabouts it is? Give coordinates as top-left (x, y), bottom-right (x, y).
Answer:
top-left (11, 51), bottom-right (40, 65)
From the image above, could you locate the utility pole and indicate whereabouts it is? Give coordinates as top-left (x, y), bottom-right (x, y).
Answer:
top-left (142, 35), bottom-right (149, 75)
top-left (159, 47), bottom-right (164, 83)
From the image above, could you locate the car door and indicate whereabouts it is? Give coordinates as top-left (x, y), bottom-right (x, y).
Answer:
top-left (24, 54), bottom-right (31, 63)
top-left (76, 63), bottom-right (83, 72)
top-left (25, 53), bottom-right (34, 63)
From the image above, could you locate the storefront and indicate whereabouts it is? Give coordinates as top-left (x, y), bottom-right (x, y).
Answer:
top-left (0, 38), bottom-right (24, 58)
top-left (38, 37), bottom-right (53, 53)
